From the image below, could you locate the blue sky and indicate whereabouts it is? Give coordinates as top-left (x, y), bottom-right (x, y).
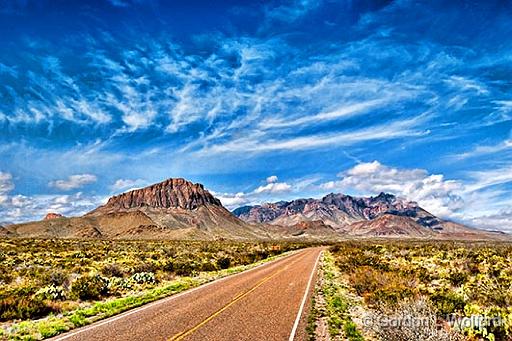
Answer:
top-left (0, 0), bottom-right (511, 231)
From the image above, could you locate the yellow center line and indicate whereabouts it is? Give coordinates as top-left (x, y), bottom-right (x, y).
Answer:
top-left (169, 252), bottom-right (308, 341)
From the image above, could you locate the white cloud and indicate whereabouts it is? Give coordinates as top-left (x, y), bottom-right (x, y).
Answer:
top-left (465, 166), bottom-right (512, 193)
top-left (450, 139), bottom-right (512, 160)
top-left (0, 192), bottom-right (104, 224)
top-left (198, 116), bottom-right (429, 155)
top-left (108, 0), bottom-right (129, 7)
top-left (264, 0), bottom-right (322, 24)
top-left (266, 175), bottom-right (278, 183)
top-left (49, 174), bottom-right (97, 191)
top-left (215, 192), bottom-right (251, 209)
top-left (258, 99), bottom-right (389, 129)
top-left (254, 182), bottom-right (292, 194)
top-left (214, 176), bottom-right (293, 210)
top-left (321, 161), bottom-right (465, 218)
top-left (110, 178), bottom-right (147, 192)
top-left (445, 76), bottom-right (489, 95)
top-left (468, 209), bottom-right (512, 232)
top-left (0, 172), bottom-right (14, 205)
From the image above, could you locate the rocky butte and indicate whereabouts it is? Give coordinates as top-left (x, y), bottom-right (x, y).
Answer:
top-left (43, 213), bottom-right (64, 220)
top-left (88, 178), bottom-right (222, 215)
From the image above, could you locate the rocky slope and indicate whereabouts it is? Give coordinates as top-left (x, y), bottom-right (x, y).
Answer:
top-left (1, 178), bottom-right (270, 240)
top-left (344, 214), bottom-right (436, 237)
top-left (234, 192), bottom-right (437, 228)
top-left (233, 192), bottom-right (503, 238)
top-left (88, 178), bottom-right (222, 215)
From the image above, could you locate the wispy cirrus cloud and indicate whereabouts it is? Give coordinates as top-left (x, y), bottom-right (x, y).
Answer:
top-left (214, 175), bottom-right (294, 209)
top-left (0, 0), bottom-right (511, 229)
top-left (195, 115), bottom-right (430, 155)
top-left (449, 138), bottom-right (512, 161)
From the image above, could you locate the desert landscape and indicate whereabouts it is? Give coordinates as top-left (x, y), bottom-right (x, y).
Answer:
top-left (1, 179), bottom-right (511, 340)
top-left (1, 1), bottom-right (512, 340)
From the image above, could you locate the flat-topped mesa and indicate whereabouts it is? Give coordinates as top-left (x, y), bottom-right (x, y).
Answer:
top-left (44, 213), bottom-right (64, 220)
top-left (96, 178), bottom-right (222, 213)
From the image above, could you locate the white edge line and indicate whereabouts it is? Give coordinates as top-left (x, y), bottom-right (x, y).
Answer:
top-left (288, 249), bottom-right (322, 341)
top-left (52, 249), bottom-right (305, 341)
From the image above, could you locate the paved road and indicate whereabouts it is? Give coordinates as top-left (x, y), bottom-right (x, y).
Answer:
top-left (52, 247), bottom-right (322, 341)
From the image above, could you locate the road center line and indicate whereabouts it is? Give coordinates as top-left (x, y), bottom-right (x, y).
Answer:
top-left (52, 249), bottom-right (306, 341)
top-left (170, 252), bottom-right (309, 341)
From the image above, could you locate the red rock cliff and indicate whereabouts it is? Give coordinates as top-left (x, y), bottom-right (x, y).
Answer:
top-left (94, 178), bottom-right (222, 213)
top-left (44, 213), bottom-right (64, 220)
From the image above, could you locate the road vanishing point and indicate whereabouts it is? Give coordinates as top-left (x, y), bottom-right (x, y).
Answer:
top-left (51, 247), bottom-right (322, 341)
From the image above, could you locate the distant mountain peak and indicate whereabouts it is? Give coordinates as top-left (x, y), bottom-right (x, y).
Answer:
top-left (374, 192), bottom-right (396, 202)
top-left (233, 191), bottom-right (437, 231)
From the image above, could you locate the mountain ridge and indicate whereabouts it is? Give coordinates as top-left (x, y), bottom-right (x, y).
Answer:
top-left (0, 178), bottom-right (506, 240)
top-left (232, 192), bottom-right (499, 238)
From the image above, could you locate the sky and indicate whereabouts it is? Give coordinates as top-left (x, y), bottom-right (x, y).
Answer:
top-left (0, 0), bottom-right (511, 231)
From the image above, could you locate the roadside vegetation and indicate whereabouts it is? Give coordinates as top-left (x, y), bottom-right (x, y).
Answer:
top-left (0, 239), bottom-right (309, 340)
top-left (308, 251), bottom-right (364, 340)
top-left (316, 241), bottom-right (512, 341)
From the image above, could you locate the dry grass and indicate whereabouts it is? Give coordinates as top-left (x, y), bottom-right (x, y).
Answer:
top-left (0, 239), bottom-right (309, 326)
top-left (330, 241), bottom-right (512, 340)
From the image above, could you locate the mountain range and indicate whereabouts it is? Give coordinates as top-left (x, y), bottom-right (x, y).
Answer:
top-left (232, 192), bottom-right (495, 238)
top-left (0, 177), bottom-right (506, 240)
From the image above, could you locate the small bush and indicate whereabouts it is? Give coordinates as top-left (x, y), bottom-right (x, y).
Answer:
top-left (163, 261), bottom-right (174, 272)
top-left (101, 263), bottom-right (124, 278)
top-left (36, 285), bottom-right (66, 301)
top-left (199, 261), bottom-right (217, 272)
top-left (216, 257), bottom-right (231, 270)
top-left (174, 262), bottom-right (197, 276)
top-left (71, 275), bottom-right (108, 300)
top-left (430, 290), bottom-right (465, 316)
top-left (366, 298), bottom-right (463, 341)
top-left (132, 262), bottom-right (156, 274)
top-left (0, 296), bottom-right (56, 321)
top-left (448, 271), bottom-right (468, 287)
top-left (349, 266), bottom-right (416, 306)
top-left (42, 270), bottom-right (69, 287)
top-left (107, 277), bottom-right (131, 296)
top-left (0, 266), bottom-right (12, 285)
top-left (130, 272), bottom-right (156, 284)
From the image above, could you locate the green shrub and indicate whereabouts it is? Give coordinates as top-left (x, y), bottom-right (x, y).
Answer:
top-left (129, 272), bottom-right (156, 284)
top-left (71, 274), bottom-right (108, 300)
top-left (101, 263), bottom-right (124, 277)
top-left (199, 261), bottom-right (217, 272)
top-left (174, 262), bottom-right (197, 276)
top-left (163, 261), bottom-right (174, 272)
top-left (36, 285), bottom-right (66, 301)
top-left (216, 257), bottom-right (231, 270)
top-left (0, 266), bottom-right (12, 285)
top-left (430, 290), bottom-right (465, 316)
top-left (448, 271), bottom-right (468, 287)
top-left (42, 270), bottom-right (69, 287)
top-left (0, 296), bottom-right (56, 321)
top-left (132, 262), bottom-right (156, 274)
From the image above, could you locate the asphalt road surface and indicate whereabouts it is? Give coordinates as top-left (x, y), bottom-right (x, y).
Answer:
top-left (51, 247), bottom-right (322, 341)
